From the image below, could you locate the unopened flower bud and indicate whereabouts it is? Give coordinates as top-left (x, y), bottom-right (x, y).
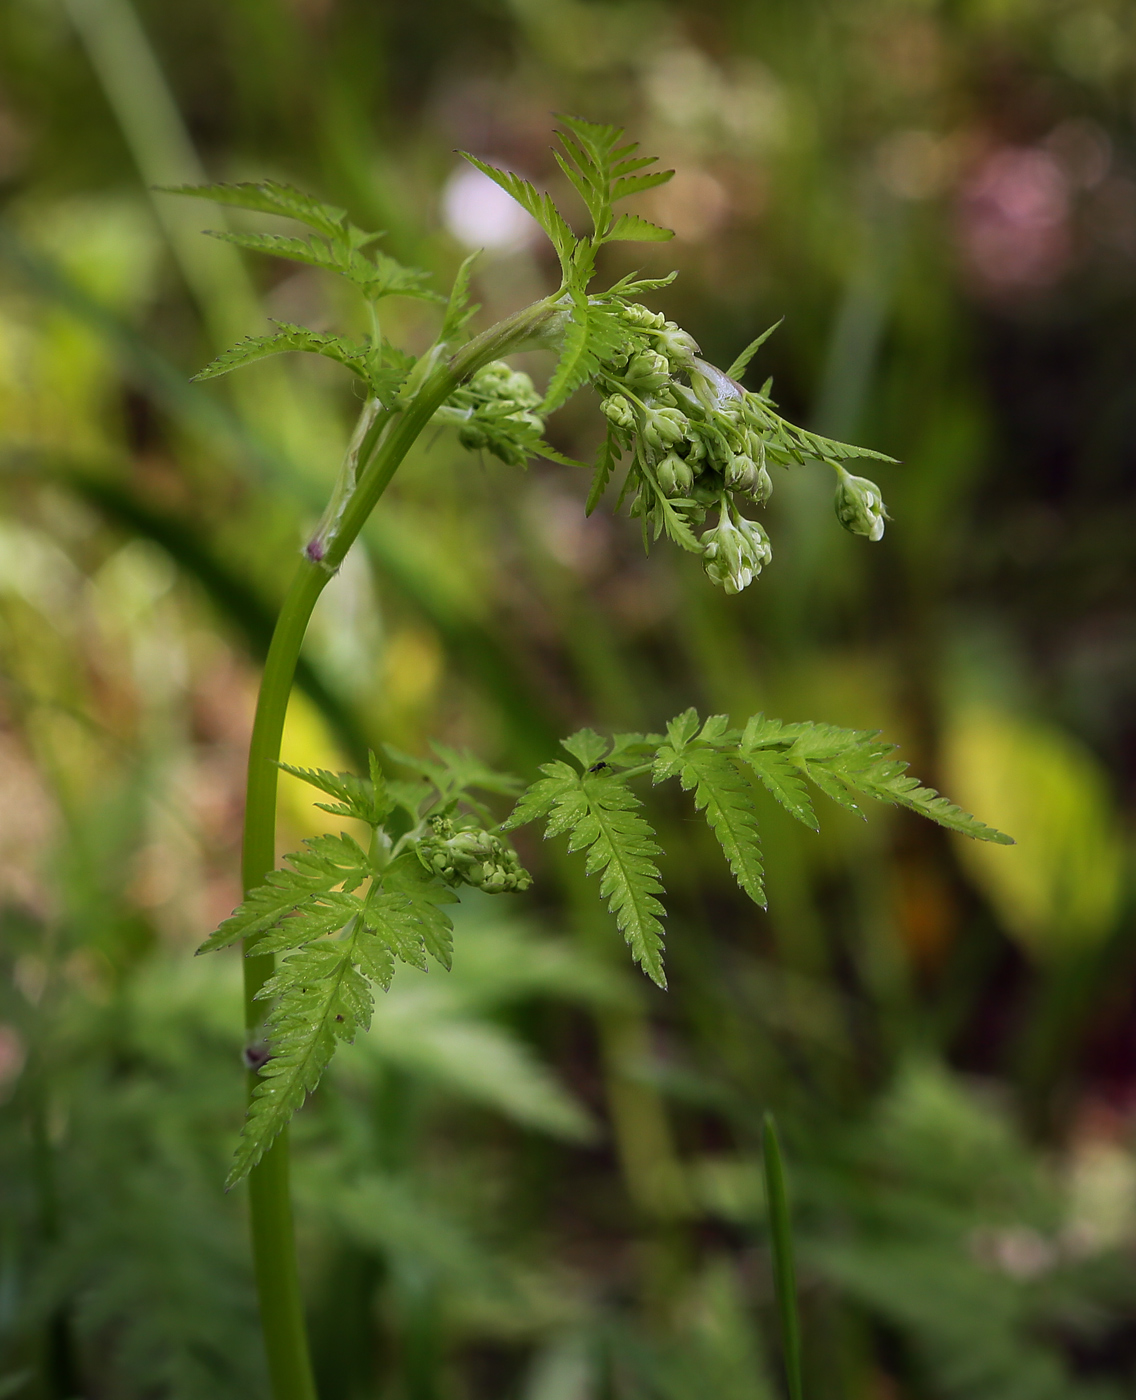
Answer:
top-left (702, 513), bottom-right (772, 594)
top-left (655, 452), bottom-right (694, 496)
top-left (723, 454), bottom-right (754, 490)
top-left (624, 350), bottom-right (671, 392)
top-left (748, 462), bottom-right (773, 502)
top-left (472, 361), bottom-right (540, 408)
top-left (654, 319), bottom-right (700, 362)
top-left (458, 424), bottom-right (489, 451)
top-left (724, 453), bottom-right (772, 503)
top-left (834, 467), bottom-right (887, 541)
top-left (641, 407), bottom-right (688, 452)
top-left (601, 394), bottom-right (635, 430)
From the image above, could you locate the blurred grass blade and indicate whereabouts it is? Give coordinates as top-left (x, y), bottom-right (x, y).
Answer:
top-left (63, 0), bottom-right (261, 347)
top-left (763, 1113), bottom-right (803, 1400)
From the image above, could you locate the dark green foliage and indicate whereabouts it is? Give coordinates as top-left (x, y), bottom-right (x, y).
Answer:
top-left (507, 709), bottom-right (1010, 985)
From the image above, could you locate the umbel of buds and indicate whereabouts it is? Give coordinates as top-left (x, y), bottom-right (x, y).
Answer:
top-left (434, 360), bottom-right (546, 469)
top-left (571, 300), bottom-right (894, 595)
top-left (415, 814), bottom-right (532, 893)
top-left (427, 299), bottom-right (893, 595)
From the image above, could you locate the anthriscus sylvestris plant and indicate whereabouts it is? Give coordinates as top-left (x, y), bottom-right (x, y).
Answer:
top-left (171, 117), bottom-right (1010, 1400)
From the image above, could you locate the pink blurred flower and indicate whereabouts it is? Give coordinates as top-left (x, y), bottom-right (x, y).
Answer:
top-left (956, 146), bottom-right (1072, 291)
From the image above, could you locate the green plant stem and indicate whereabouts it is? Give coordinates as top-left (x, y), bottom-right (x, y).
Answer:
top-left (238, 295), bottom-right (558, 1400)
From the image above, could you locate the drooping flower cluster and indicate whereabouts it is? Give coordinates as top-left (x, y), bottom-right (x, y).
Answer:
top-left (591, 303), bottom-right (892, 593)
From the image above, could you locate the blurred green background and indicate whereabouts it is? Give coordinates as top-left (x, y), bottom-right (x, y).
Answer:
top-left (2, 0), bottom-right (1136, 1396)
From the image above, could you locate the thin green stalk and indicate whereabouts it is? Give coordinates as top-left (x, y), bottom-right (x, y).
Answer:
top-left (763, 1113), bottom-right (803, 1400)
top-left (239, 296), bottom-right (559, 1400)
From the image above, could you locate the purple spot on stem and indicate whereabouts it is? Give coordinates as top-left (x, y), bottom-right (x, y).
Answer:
top-left (243, 1041), bottom-right (271, 1071)
top-left (305, 538), bottom-right (326, 562)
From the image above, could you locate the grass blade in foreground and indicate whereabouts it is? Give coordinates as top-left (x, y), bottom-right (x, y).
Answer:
top-left (764, 1113), bottom-right (804, 1400)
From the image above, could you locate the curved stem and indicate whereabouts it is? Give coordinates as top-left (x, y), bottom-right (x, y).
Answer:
top-left (239, 295), bottom-right (559, 1400)
top-left (241, 562), bottom-right (327, 1400)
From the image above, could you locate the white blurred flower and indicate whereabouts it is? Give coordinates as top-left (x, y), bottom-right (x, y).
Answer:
top-left (441, 163), bottom-right (541, 251)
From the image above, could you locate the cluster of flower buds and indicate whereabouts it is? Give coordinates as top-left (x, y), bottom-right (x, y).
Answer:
top-left (415, 814), bottom-right (532, 894)
top-left (593, 301), bottom-right (890, 593)
top-left (436, 360), bottom-right (546, 468)
top-left (701, 509), bottom-right (773, 594)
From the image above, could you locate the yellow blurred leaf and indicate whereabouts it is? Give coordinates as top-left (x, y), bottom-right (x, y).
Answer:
top-left (943, 705), bottom-right (1123, 960)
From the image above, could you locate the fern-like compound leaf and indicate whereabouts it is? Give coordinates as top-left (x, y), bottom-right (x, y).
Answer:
top-left (254, 891), bottom-right (362, 954)
top-left (609, 169), bottom-right (676, 205)
top-left (458, 155), bottom-right (576, 278)
top-left (505, 753), bottom-right (666, 986)
top-left (747, 400), bottom-right (898, 471)
top-left (384, 742), bottom-right (522, 804)
top-left (560, 729), bottom-right (609, 770)
top-left (553, 116), bottom-right (675, 247)
top-left (198, 864), bottom-right (340, 954)
top-left (673, 749), bottom-right (766, 907)
top-left (818, 748), bottom-right (1013, 843)
top-left (738, 716), bottom-right (1012, 843)
top-left (463, 122), bottom-right (673, 299)
top-left (539, 302), bottom-right (587, 412)
top-left (160, 179), bottom-right (352, 241)
top-left (573, 772), bottom-right (667, 987)
top-left (228, 939), bottom-right (369, 1186)
top-left (278, 760), bottom-right (393, 824)
top-left (361, 888), bottom-right (454, 978)
top-left (650, 494), bottom-right (704, 554)
top-left (197, 223), bottom-right (439, 309)
top-left (224, 872), bottom-right (457, 1185)
top-left (652, 708), bottom-right (701, 778)
top-left (602, 271), bottom-right (678, 297)
top-left (205, 228), bottom-right (345, 271)
top-left (507, 707), bottom-right (1010, 987)
top-left (191, 323), bottom-right (371, 383)
top-left (439, 250), bottom-right (481, 344)
top-left (740, 749), bottom-right (819, 832)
